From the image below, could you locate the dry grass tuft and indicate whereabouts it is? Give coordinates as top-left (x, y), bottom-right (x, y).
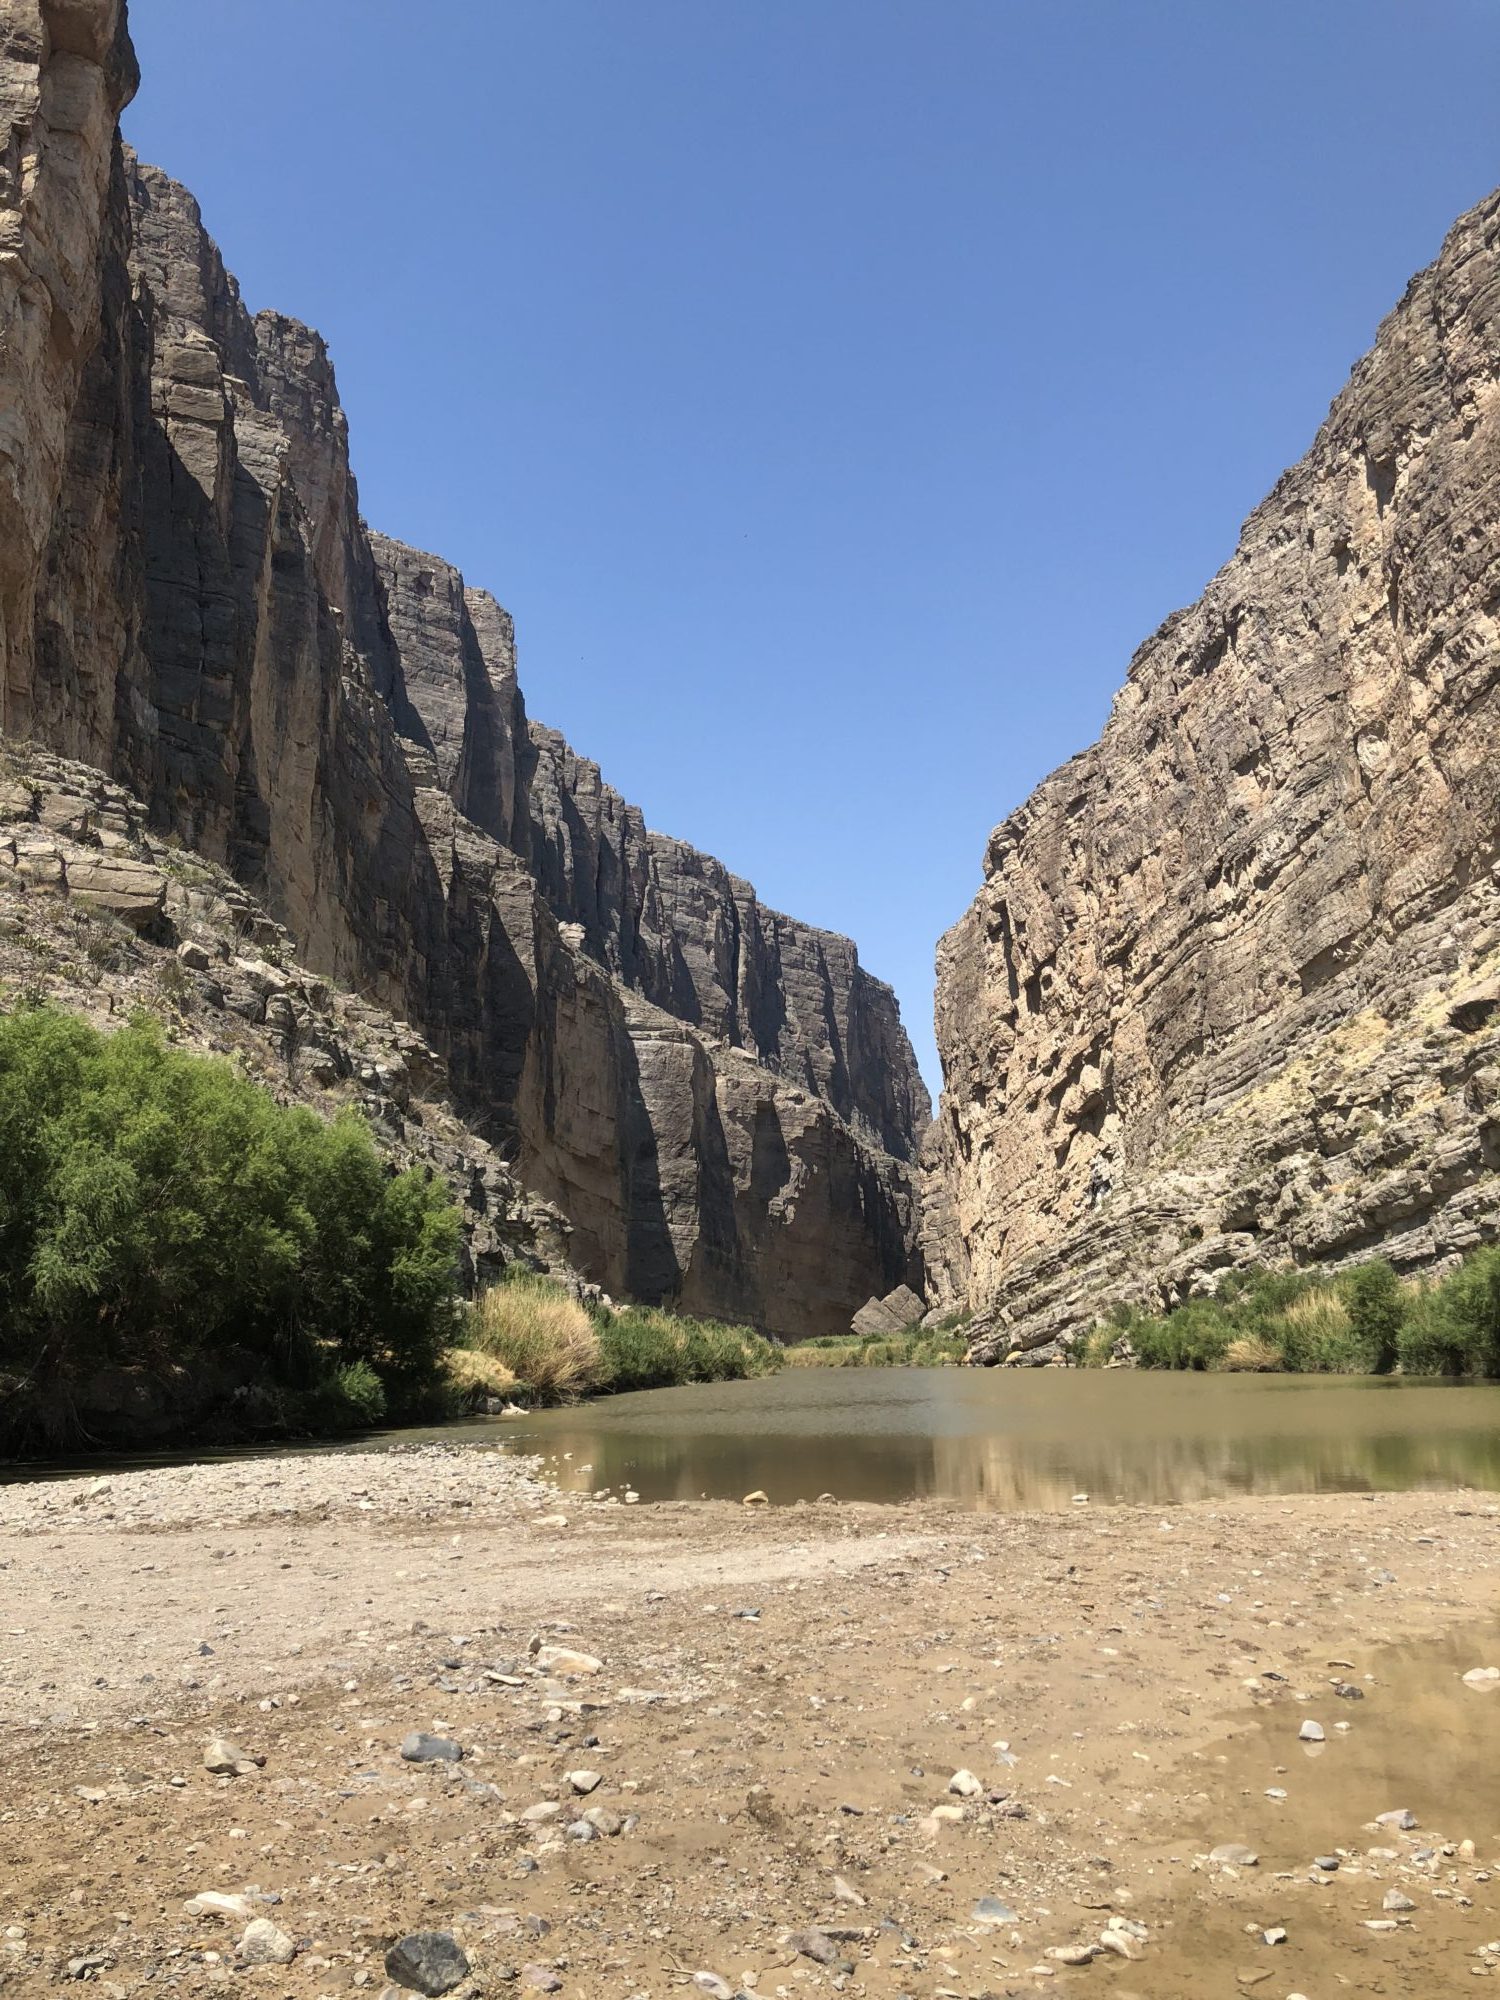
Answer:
top-left (1222, 1334), bottom-right (1281, 1372)
top-left (464, 1273), bottom-right (600, 1398)
top-left (443, 1346), bottom-right (518, 1402)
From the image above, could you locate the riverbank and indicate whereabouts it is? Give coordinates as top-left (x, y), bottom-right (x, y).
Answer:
top-left (2, 1453), bottom-right (1498, 1997)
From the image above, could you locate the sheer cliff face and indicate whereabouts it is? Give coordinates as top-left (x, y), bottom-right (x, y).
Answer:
top-left (0, 0), bottom-right (926, 1336)
top-left (931, 186), bottom-right (1500, 1351)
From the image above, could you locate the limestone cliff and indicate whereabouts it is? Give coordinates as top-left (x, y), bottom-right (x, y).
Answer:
top-left (0, 0), bottom-right (926, 1337)
top-left (930, 184), bottom-right (1500, 1359)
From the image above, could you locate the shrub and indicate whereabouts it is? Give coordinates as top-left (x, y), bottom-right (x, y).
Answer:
top-left (596, 1306), bottom-right (780, 1392)
top-left (0, 1004), bottom-right (460, 1449)
top-left (1273, 1290), bottom-right (1359, 1372)
top-left (784, 1325), bottom-right (964, 1368)
top-left (1396, 1248), bottom-right (1500, 1376)
top-left (1127, 1299), bottom-right (1232, 1370)
top-left (465, 1272), bottom-right (600, 1398)
top-left (1339, 1259), bottom-right (1405, 1372)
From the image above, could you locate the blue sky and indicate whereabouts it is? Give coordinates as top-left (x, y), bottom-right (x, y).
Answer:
top-left (122, 1), bottom-right (1500, 1096)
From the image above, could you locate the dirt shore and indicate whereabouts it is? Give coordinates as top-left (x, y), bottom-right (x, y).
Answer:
top-left (2, 1449), bottom-right (1499, 1998)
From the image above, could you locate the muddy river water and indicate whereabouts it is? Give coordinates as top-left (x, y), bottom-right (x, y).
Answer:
top-left (458, 1365), bottom-right (1500, 1509)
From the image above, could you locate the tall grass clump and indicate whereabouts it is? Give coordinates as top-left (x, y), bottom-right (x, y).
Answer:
top-left (0, 1003), bottom-right (461, 1450)
top-left (466, 1271), bottom-right (600, 1398)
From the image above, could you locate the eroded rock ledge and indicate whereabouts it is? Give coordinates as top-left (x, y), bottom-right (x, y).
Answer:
top-left (0, 0), bottom-right (926, 1337)
top-left (930, 183), bottom-right (1500, 1358)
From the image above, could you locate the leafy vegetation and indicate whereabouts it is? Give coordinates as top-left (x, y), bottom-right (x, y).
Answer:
top-left (454, 1271), bottom-right (781, 1402)
top-left (785, 1324), bottom-right (966, 1368)
top-left (1082, 1248), bottom-right (1500, 1377)
top-left (0, 1004), bottom-right (460, 1450)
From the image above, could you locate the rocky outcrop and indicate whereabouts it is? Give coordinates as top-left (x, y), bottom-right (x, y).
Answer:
top-left (931, 184), bottom-right (1500, 1356)
top-left (0, 0), bottom-right (926, 1337)
top-left (0, 741), bottom-right (574, 1282)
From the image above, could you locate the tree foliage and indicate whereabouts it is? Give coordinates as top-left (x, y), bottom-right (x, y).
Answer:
top-left (0, 1006), bottom-right (459, 1447)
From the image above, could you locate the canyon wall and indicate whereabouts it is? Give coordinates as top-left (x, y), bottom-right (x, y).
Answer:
top-left (930, 185), bottom-right (1500, 1357)
top-left (0, 0), bottom-right (926, 1337)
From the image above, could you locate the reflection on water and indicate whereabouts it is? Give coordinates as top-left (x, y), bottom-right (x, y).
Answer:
top-left (484, 1368), bottom-right (1500, 1510)
top-left (8, 1368), bottom-right (1500, 1506)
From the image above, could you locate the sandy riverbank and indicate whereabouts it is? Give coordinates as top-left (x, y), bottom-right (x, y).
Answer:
top-left (2, 1449), bottom-right (1499, 1997)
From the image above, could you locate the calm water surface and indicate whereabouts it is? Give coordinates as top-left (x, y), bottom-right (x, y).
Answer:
top-left (7, 1368), bottom-right (1500, 1505)
top-left (453, 1367), bottom-right (1500, 1509)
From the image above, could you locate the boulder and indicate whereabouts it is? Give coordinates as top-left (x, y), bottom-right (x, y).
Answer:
top-left (66, 854), bottom-right (166, 929)
top-left (850, 1283), bottom-right (926, 1339)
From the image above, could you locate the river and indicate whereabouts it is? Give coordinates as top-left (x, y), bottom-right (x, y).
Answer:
top-left (394, 1365), bottom-right (1500, 1509)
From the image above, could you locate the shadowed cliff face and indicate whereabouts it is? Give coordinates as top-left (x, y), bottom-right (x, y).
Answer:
top-left (0, 0), bottom-right (927, 1337)
top-left (930, 185), bottom-right (1500, 1357)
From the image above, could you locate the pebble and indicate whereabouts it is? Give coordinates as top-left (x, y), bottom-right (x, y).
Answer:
top-left (1298, 1719), bottom-right (1325, 1742)
top-left (239, 1918), bottom-right (295, 1966)
top-left (1384, 1889), bottom-right (1417, 1911)
top-left (1312, 1855), bottom-right (1341, 1872)
top-left (972, 1896), bottom-right (1019, 1925)
top-left (384, 1930), bottom-right (471, 1996)
top-left (1462, 1666), bottom-right (1500, 1686)
top-left (202, 1734), bottom-right (261, 1776)
top-left (742, 1490), bottom-right (769, 1506)
top-left (1376, 1808), bottom-right (1419, 1830)
top-left (1210, 1843), bottom-right (1260, 1867)
top-left (788, 1927), bottom-right (840, 1964)
top-left (522, 1969), bottom-right (563, 1994)
top-left (692, 1978), bottom-right (735, 2000)
top-left (531, 1645), bottom-right (601, 1677)
top-left (400, 1732), bottom-right (463, 1763)
top-left (565, 1768), bottom-right (601, 1794)
top-left (948, 1768), bottom-right (983, 1798)
top-left (1097, 1929), bottom-right (1138, 1960)
top-left (183, 1892), bottom-right (254, 1920)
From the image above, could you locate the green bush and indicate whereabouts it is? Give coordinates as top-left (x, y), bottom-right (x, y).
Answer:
top-left (785, 1325), bottom-right (964, 1368)
top-left (1336, 1259), bottom-right (1404, 1373)
top-left (1091, 1246), bottom-right (1500, 1378)
top-left (0, 1004), bottom-right (459, 1448)
top-left (595, 1306), bottom-right (780, 1392)
top-left (1397, 1248), bottom-right (1500, 1377)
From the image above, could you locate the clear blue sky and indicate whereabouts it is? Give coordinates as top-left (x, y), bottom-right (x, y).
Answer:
top-left (122, 1), bottom-right (1500, 1097)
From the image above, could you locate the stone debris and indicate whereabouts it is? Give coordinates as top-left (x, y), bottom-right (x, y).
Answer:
top-left (400, 1731), bottom-right (464, 1763)
top-left (202, 1734), bottom-right (261, 1777)
top-left (384, 1930), bottom-right (471, 1996)
top-left (238, 1917), bottom-right (295, 1965)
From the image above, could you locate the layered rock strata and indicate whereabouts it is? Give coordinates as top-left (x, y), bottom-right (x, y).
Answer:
top-left (930, 184), bottom-right (1500, 1358)
top-left (0, 0), bottom-right (926, 1337)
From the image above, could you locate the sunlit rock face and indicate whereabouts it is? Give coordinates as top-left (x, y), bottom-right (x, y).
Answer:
top-left (930, 186), bottom-right (1500, 1355)
top-left (0, 0), bottom-right (927, 1337)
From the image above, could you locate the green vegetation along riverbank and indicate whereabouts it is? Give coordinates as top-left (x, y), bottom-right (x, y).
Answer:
top-left (1082, 1252), bottom-right (1500, 1376)
top-left (0, 1006), bottom-right (460, 1453)
top-left (0, 1006), bottom-right (788, 1456)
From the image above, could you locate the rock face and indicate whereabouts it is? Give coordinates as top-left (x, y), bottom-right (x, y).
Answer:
top-left (930, 184), bottom-right (1500, 1355)
top-left (0, 0), bottom-right (926, 1337)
